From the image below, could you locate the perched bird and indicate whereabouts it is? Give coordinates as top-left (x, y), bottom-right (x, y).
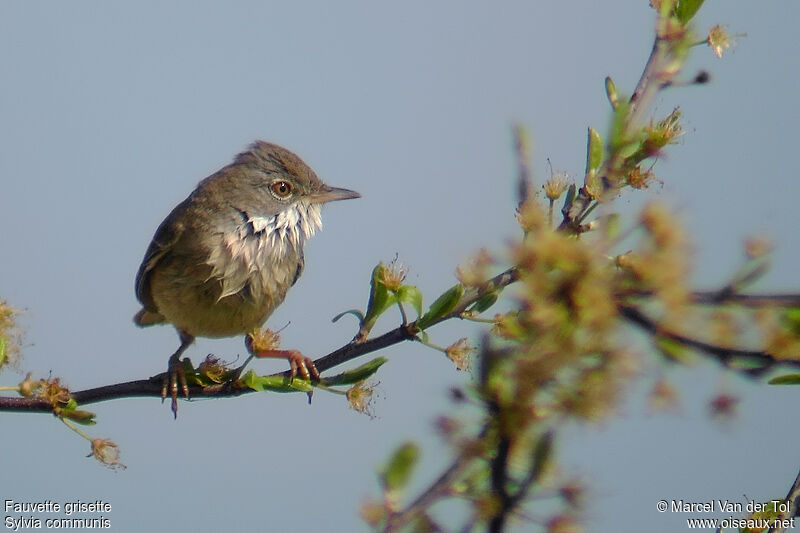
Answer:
top-left (134, 141), bottom-right (360, 415)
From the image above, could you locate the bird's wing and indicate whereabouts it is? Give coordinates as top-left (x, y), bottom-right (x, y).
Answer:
top-left (292, 247), bottom-right (305, 286)
top-left (134, 206), bottom-right (186, 313)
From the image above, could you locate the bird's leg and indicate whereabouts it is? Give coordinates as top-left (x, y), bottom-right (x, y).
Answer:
top-left (244, 334), bottom-right (320, 382)
top-left (161, 330), bottom-right (194, 418)
top-left (257, 349), bottom-right (320, 382)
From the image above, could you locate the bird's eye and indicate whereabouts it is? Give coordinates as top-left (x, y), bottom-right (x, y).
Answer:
top-left (270, 180), bottom-right (293, 198)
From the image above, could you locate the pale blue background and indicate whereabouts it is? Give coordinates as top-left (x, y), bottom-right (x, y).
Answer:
top-left (1, 2), bottom-right (799, 532)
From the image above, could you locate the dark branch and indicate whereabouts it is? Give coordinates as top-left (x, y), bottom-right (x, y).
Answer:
top-left (691, 291), bottom-right (800, 308)
top-left (506, 430), bottom-right (554, 511)
top-left (0, 268), bottom-right (521, 413)
top-left (488, 421), bottom-right (511, 533)
top-left (622, 289), bottom-right (800, 308)
top-left (618, 304), bottom-right (800, 377)
top-left (2, 260), bottom-right (798, 414)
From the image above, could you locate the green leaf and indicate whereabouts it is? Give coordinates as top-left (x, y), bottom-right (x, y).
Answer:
top-left (0, 337), bottom-right (6, 369)
top-left (417, 284), bottom-right (464, 329)
top-left (784, 308), bottom-right (800, 335)
top-left (585, 127), bottom-right (603, 175)
top-left (604, 76), bottom-right (619, 109)
top-left (241, 370), bottom-right (314, 393)
top-left (468, 290), bottom-right (500, 314)
top-left (396, 285), bottom-right (423, 318)
top-left (321, 357), bottom-right (388, 386)
top-left (563, 183), bottom-right (576, 208)
top-left (332, 309), bottom-right (365, 324)
top-left (727, 358), bottom-right (766, 371)
top-left (64, 398), bottom-right (78, 411)
top-left (62, 409), bottom-right (97, 425)
top-left (654, 336), bottom-right (692, 364)
top-left (675, 0), bottom-right (705, 24)
top-left (381, 442), bottom-right (420, 493)
top-left (609, 99), bottom-right (632, 151)
top-left (363, 263), bottom-right (398, 325)
top-left (769, 374), bottom-right (800, 385)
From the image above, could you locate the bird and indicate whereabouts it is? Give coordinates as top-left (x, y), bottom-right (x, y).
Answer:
top-left (133, 141), bottom-right (360, 416)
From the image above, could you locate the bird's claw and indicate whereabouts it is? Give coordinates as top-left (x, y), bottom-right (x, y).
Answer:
top-left (286, 351), bottom-right (320, 382)
top-left (246, 343), bottom-right (320, 383)
top-left (161, 354), bottom-right (189, 418)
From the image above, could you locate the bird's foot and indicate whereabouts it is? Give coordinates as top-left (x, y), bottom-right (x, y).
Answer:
top-left (244, 332), bottom-right (320, 382)
top-left (258, 348), bottom-right (320, 382)
top-left (284, 349), bottom-right (321, 382)
top-left (161, 353), bottom-right (190, 418)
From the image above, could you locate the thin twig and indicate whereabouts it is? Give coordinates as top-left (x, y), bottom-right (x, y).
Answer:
top-left (618, 304), bottom-right (800, 376)
top-left (770, 468), bottom-right (800, 533)
top-left (488, 427), bottom-right (511, 533)
top-left (506, 430), bottom-right (554, 511)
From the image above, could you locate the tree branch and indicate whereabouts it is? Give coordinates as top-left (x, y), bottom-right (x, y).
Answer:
top-left (690, 291), bottom-right (800, 308)
top-left (0, 268), bottom-right (521, 413)
top-left (2, 259), bottom-right (797, 414)
top-left (618, 304), bottom-right (800, 377)
top-left (770, 467), bottom-right (800, 533)
top-left (381, 425), bottom-right (491, 532)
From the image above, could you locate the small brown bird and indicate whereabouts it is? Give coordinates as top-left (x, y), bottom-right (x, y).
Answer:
top-left (134, 141), bottom-right (360, 415)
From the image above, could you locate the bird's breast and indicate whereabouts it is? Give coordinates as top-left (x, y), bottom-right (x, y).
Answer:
top-left (205, 203), bottom-right (320, 299)
top-left (207, 226), bottom-right (299, 305)
top-left (150, 203), bottom-right (322, 338)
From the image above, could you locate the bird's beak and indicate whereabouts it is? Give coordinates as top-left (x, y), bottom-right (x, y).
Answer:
top-left (312, 186), bottom-right (361, 204)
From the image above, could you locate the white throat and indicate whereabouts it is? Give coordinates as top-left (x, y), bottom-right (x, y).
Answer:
top-left (247, 202), bottom-right (323, 255)
top-left (206, 202), bottom-right (323, 300)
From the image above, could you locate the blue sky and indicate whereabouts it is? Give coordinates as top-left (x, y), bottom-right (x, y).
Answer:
top-left (1, 2), bottom-right (799, 532)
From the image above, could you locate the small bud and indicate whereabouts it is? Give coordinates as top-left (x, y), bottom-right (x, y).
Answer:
top-left (18, 373), bottom-right (42, 398)
top-left (614, 252), bottom-right (639, 271)
top-left (90, 439), bottom-right (126, 470)
top-left (347, 380), bottom-right (378, 418)
top-left (41, 378), bottom-right (71, 406)
top-left (360, 501), bottom-right (387, 528)
top-left (744, 237), bottom-right (772, 259)
top-left (559, 481), bottom-right (586, 508)
top-left (246, 328), bottom-right (281, 353)
top-left (448, 386), bottom-right (466, 403)
top-left (378, 258), bottom-right (408, 292)
top-left (0, 300), bottom-right (23, 369)
top-left (543, 173), bottom-right (570, 201)
top-left (707, 24), bottom-right (741, 59)
top-left (648, 379), bottom-right (680, 412)
top-left (693, 70), bottom-right (710, 84)
top-left (643, 108), bottom-right (683, 156)
top-left (547, 514), bottom-right (584, 533)
top-left (198, 355), bottom-right (229, 383)
top-left (434, 415), bottom-right (461, 441)
top-left (516, 198), bottom-right (548, 233)
top-left (445, 338), bottom-right (474, 371)
top-left (626, 166), bottom-right (657, 189)
top-left (709, 392), bottom-right (739, 419)
top-left (455, 249), bottom-right (492, 288)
